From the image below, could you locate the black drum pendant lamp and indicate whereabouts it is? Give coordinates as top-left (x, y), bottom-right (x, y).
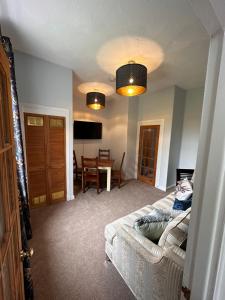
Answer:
top-left (116, 61), bottom-right (147, 96)
top-left (86, 91), bottom-right (105, 110)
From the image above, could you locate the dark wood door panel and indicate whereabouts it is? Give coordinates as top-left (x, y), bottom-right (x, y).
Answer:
top-left (28, 170), bottom-right (48, 207)
top-left (49, 132), bottom-right (65, 166)
top-left (24, 114), bottom-right (46, 171)
top-left (138, 125), bottom-right (160, 186)
top-left (24, 114), bottom-right (66, 208)
top-left (48, 118), bottom-right (65, 166)
top-left (48, 116), bottom-right (66, 203)
top-left (0, 44), bottom-right (24, 299)
top-left (4, 149), bottom-right (16, 215)
top-left (48, 167), bottom-right (66, 203)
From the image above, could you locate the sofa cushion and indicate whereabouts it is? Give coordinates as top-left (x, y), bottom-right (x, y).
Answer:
top-left (104, 205), bottom-right (154, 245)
top-left (175, 178), bottom-right (193, 201)
top-left (104, 192), bottom-right (182, 246)
top-left (173, 197), bottom-right (192, 211)
top-left (158, 207), bottom-right (191, 248)
top-left (134, 208), bottom-right (171, 241)
top-left (152, 192), bottom-right (184, 218)
top-left (152, 192), bottom-right (175, 210)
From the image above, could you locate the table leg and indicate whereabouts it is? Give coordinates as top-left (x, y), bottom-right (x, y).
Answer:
top-left (106, 167), bottom-right (111, 192)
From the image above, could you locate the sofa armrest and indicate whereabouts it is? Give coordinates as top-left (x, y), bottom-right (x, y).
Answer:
top-left (151, 245), bottom-right (185, 299)
top-left (117, 224), bottom-right (163, 262)
top-left (163, 244), bottom-right (186, 267)
top-left (112, 225), bottom-right (185, 300)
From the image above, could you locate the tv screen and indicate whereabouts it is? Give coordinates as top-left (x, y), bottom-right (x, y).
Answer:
top-left (74, 121), bottom-right (102, 139)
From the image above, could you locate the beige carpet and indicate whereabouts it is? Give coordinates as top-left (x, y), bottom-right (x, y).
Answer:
top-left (30, 180), bottom-right (168, 300)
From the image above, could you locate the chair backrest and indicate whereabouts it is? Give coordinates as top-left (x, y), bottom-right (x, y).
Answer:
top-left (81, 156), bottom-right (99, 169)
top-left (120, 152), bottom-right (125, 171)
top-left (99, 149), bottom-right (110, 160)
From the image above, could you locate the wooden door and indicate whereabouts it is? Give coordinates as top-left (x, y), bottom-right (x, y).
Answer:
top-left (24, 114), bottom-right (66, 208)
top-left (0, 45), bottom-right (24, 299)
top-left (48, 116), bottom-right (66, 204)
top-left (138, 125), bottom-right (160, 186)
top-left (24, 113), bottom-right (48, 208)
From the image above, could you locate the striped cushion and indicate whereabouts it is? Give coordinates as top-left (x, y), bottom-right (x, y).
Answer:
top-left (105, 192), bottom-right (180, 246)
top-left (104, 205), bottom-right (154, 245)
top-left (158, 207), bottom-right (191, 248)
top-left (152, 192), bottom-right (175, 210)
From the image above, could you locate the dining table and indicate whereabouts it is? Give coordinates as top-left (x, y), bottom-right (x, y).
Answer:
top-left (98, 159), bottom-right (114, 191)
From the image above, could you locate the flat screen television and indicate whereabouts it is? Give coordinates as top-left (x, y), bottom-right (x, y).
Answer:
top-left (74, 120), bottom-right (102, 139)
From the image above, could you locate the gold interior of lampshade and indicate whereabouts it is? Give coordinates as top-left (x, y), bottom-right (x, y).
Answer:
top-left (87, 103), bottom-right (105, 110)
top-left (116, 85), bottom-right (146, 96)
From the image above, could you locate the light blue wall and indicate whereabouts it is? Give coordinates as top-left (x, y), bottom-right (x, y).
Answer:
top-left (137, 86), bottom-right (175, 190)
top-left (14, 51), bottom-right (74, 199)
top-left (126, 97), bottom-right (139, 178)
top-left (14, 51), bottom-right (73, 110)
top-left (167, 87), bottom-right (186, 187)
top-left (137, 86), bottom-right (203, 188)
top-left (179, 87), bottom-right (204, 169)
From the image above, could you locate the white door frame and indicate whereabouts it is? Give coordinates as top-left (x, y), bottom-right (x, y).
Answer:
top-left (135, 119), bottom-right (164, 190)
top-left (214, 223), bottom-right (225, 300)
top-left (20, 102), bottom-right (74, 201)
top-left (182, 0), bottom-right (225, 297)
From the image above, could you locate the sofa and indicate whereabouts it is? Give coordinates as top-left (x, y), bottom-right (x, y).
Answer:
top-left (104, 192), bottom-right (191, 300)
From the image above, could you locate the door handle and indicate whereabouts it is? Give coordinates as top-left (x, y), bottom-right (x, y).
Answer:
top-left (20, 248), bottom-right (34, 261)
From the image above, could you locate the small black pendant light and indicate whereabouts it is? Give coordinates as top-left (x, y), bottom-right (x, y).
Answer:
top-left (86, 92), bottom-right (105, 110)
top-left (116, 61), bottom-right (147, 96)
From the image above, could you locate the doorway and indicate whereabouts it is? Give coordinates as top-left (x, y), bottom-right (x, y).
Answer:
top-left (137, 125), bottom-right (160, 186)
top-left (24, 113), bottom-right (66, 208)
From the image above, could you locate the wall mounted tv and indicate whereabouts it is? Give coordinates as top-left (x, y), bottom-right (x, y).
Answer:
top-left (74, 120), bottom-right (102, 139)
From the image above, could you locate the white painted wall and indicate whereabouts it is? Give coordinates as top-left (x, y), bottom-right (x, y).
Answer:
top-left (73, 78), bottom-right (110, 165)
top-left (167, 87), bottom-right (186, 187)
top-left (137, 87), bottom-right (175, 190)
top-left (107, 96), bottom-right (129, 170)
top-left (14, 51), bottom-right (74, 200)
top-left (183, 29), bottom-right (225, 300)
top-left (179, 87), bottom-right (204, 169)
top-left (126, 97), bottom-right (139, 178)
top-left (73, 77), bottom-right (129, 171)
top-left (182, 1), bottom-right (225, 298)
top-left (14, 51), bottom-right (73, 110)
top-left (73, 82), bottom-right (204, 190)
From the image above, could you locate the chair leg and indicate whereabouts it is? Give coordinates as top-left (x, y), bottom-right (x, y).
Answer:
top-left (97, 174), bottom-right (100, 194)
top-left (97, 180), bottom-right (100, 194)
top-left (118, 176), bottom-right (121, 189)
top-left (82, 177), bottom-right (86, 193)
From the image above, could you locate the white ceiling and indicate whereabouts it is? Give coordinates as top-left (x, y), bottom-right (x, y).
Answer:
top-left (1, 0), bottom-right (209, 94)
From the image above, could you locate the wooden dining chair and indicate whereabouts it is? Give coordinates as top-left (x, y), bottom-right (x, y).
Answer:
top-left (81, 156), bottom-right (100, 194)
top-left (99, 149), bottom-right (110, 160)
top-left (111, 152), bottom-right (125, 188)
top-left (73, 150), bottom-right (82, 182)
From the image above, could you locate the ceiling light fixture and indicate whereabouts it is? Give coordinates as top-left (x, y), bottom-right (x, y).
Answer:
top-left (86, 92), bottom-right (105, 110)
top-left (116, 61), bottom-right (147, 97)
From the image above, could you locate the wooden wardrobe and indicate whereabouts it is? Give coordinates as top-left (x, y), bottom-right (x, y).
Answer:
top-left (24, 113), bottom-right (66, 208)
